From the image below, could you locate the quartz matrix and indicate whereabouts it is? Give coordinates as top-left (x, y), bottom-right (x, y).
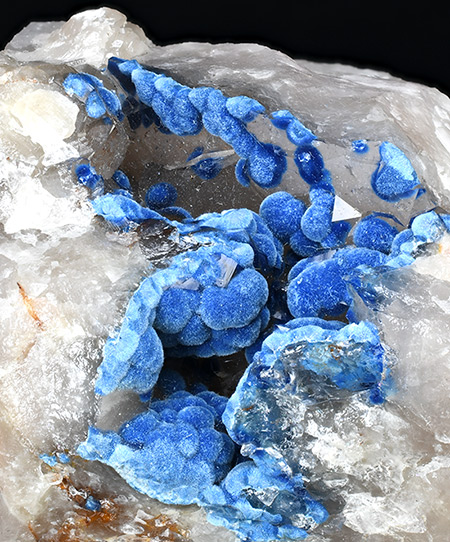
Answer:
top-left (0, 8), bottom-right (449, 542)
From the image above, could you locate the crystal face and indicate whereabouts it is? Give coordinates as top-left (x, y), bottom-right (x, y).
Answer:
top-left (0, 7), bottom-right (450, 542)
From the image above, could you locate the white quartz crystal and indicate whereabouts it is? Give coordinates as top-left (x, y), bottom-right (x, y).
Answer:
top-left (11, 89), bottom-right (78, 152)
top-left (0, 7), bottom-right (449, 542)
top-left (5, 7), bottom-right (154, 68)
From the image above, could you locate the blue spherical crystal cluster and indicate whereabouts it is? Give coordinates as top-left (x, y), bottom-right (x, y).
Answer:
top-left (93, 207), bottom-right (281, 397)
top-left (259, 190), bottom-right (351, 258)
top-left (56, 59), bottom-right (450, 541)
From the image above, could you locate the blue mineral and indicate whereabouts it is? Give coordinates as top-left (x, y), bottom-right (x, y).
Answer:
top-left (371, 141), bottom-right (421, 201)
top-left (145, 182), bottom-right (178, 209)
top-left (75, 163), bottom-right (104, 191)
top-left (201, 460), bottom-right (327, 541)
top-left (60, 54), bottom-right (446, 542)
top-left (39, 452), bottom-right (72, 466)
top-left (176, 315), bottom-right (212, 347)
top-left (259, 191), bottom-right (349, 258)
top-left (226, 95), bottom-right (265, 123)
top-left (155, 288), bottom-right (202, 335)
top-left (353, 214), bottom-right (399, 254)
top-left (294, 146), bottom-right (326, 186)
top-left (223, 319), bottom-right (389, 464)
top-left (410, 209), bottom-right (446, 242)
top-left (217, 318), bottom-right (389, 536)
top-left (210, 317), bottom-right (389, 539)
top-left (85, 90), bottom-right (107, 118)
top-left (351, 139), bottom-right (369, 153)
top-left (107, 56), bottom-right (137, 94)
top-left (259, 191), bottom-right (306, 243)
top-left (199, 268), bottom-right (268, 330)
top-left (240, 142), bottom-right (287, 190)
top-left (234, 157), bottom-right (253, 187)
top-left (160, 206), bottom-right (193, 220)
top-left (56, 452), bottom-right (71, 464)
top-left (63, 73), bottom-right (93, 99)
top-left (91, 193), bottom-right (166, 229)
top-left (187, 147), bottom-right (224, 180)
top-left (320, 220), bottom-right (352, 250)
top-left (155, 368), bottom-right (187, 397)
top-left (258, 319), bottom-right (388, 398)
top-left (178, 208), bottom-right (284, 272)
top-left (387, 210), bottom-right (449, 268)
top-left (77, 391), bottom-right (235, 505)
top-left (388, 228), bottom-right (416, 265)
top-left (288, 225), bottom-right (338, 257)
top-left (84, 496), bottom-right (102, 512)
top-left (112, 169), bottom-right (132, 192)
top-left (440, 213), bottom-right (450, 231)
top-left (300, 183), bottom-right (335, 242)
top-left (120, 92), bottom-right (161, 130)
top-left (108, 58), bottom-right (288, 189)
top-left (95, 208), bottom-right (282, 396)
top-left (63, 72), bottom-right (123, 121)
top-left (166, 307), bottom-right (270, 358)
top-left (98, 321), bottom-right (164, 396)
top-left (39, 453), bottom-right (58, 467)
top-left (287, 247), bottom-right (388, 318)
top-left (271, 110), bottom-right (316, 146)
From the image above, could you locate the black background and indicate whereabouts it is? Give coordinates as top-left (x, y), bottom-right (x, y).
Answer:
top-left (1, 1), bottom-right (449, 96)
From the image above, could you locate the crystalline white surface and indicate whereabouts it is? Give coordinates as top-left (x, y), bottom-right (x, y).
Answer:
top-left (379, 259), bottom-right (450, 444)
top-left (0, 7), bottom-right (449, 542)
top-left (5, 7), bottom-right (154, 68)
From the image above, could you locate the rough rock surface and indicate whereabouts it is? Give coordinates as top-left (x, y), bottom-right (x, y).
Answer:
top-left (0, 7), bottom-right (449, 542)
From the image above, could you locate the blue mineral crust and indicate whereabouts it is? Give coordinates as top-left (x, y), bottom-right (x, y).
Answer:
top-left (259, 191), bottom-right (306, 243)
top-left (381, 210), bottom-right (449, 269)
top-left (300, 183), bottom-right (335, 242)
top-left (75, 163), bottom-right (104, 192)
top-left (78, 391), bottom-right (235, 505)
top-left (371, 141), bottom-right (421, 201)
top-left (215, 319), bottom-right (389, 533)
top-left (224, 319), bottom-right (390, 432)
top-left (60, 55), bottom-right (450, 542)
top-left (105, 58), bottom-right (287, 189)
top-left (212, 318), bottom-right (389, 537)
top-left (287, 247), bottom-right (388, 318)
top-left (201, 460), bottom-right (327, 541)
top-left (271, 110), bottom-right (316, 147)
top-left (91, 192), bottom-right (167, 229)
top-left (95, 208), bottom-right (282, 396)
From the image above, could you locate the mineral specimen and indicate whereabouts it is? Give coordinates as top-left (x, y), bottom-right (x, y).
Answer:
top-left (0, 7), bottom-right (449, 542)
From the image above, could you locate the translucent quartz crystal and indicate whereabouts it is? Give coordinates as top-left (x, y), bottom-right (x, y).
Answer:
top-left (0, 7), bottom-right (449, 542)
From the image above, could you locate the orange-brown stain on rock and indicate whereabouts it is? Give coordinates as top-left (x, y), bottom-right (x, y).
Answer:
top-left (29, 476), bottom-right (190, 541)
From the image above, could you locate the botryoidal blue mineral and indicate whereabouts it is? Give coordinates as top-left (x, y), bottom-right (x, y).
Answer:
top-left (78, 391), bottom-right (235, 505)
top-left (55, 54), bottom-right (450, 542)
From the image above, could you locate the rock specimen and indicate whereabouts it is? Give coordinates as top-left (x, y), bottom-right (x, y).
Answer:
top-left (0, 7), bottom-right (449, 542)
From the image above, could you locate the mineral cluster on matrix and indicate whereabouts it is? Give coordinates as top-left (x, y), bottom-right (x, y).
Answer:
top-left (0, 7), bottom-right (449, 542)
